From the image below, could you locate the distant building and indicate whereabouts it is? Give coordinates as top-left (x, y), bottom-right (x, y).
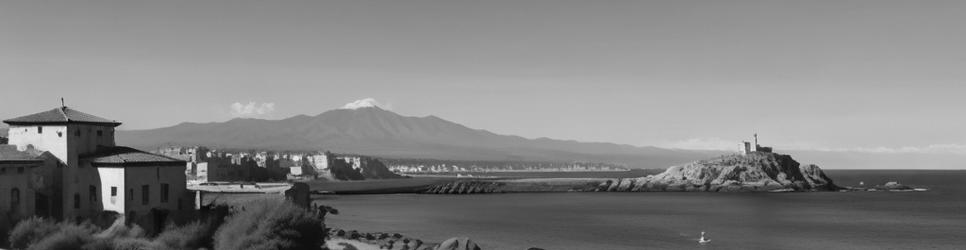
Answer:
top-left (740, 134), bottom-right (773, 155)
top-left (2, 106), bottom-right (190, 232)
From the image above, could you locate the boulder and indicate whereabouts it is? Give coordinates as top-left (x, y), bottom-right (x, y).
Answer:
top-left (435, 237), bottom-right (482, 250)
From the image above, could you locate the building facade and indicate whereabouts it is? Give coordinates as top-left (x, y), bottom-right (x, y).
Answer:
top-left (1, 107), bottom-right (189, 231)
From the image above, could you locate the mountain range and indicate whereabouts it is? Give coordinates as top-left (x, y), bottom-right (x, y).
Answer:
top-left (115, 107), bottom-right (714, 168)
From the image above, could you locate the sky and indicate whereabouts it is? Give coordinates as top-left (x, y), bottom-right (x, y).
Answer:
top-left (3, 0), bottom-right (966, 159)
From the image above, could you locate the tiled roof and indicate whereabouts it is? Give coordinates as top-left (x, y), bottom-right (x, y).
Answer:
top-left (3, 107), bottom-right (121, 126)
top-left (0, 145), bottom-right (42, 162)
top-left (82, 146), bottom-right (185, 166)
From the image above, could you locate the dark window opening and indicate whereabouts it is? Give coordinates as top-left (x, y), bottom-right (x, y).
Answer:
top-left (111, 187), bottom-right (117, 196)
top-left (75, 129), bottom-right (81, 137)
top-left (161, 183), bottom-right (170, 203)
top-left (11, 188), bottom-right (20, 208)
top-left (37, 126), bottom-right (42, 134)
top-left (141, 185), bottom-right (149, 205)
top-left (129, 189), bottom-right (133, 201)
top-left (97, 130), bottom-right (103, 136)
top-left (89, 185), bottom-right (97, 203)
top-left (73, 194), bottom-right (81, 209)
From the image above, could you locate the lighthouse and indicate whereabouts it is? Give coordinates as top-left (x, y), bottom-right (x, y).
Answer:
top-left (740, 133), bottom-right (772, 155)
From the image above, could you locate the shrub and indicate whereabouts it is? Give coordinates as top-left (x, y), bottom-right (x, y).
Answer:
top-left (25, 223), bottom-right (98, 250)
top-left (8, 217), bottom-right (63, 249)
top-left (213, 200), bottom-right (324, 250)
top-left (81, 237), bottom-right (152, 250)
top-left (153, 221), bottom-right (216, 250)
top-left (96, 217), bottom-right (145, 240)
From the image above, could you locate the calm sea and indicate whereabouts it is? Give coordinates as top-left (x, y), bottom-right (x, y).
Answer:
top-left (316, 170), bottom-right (966, 250)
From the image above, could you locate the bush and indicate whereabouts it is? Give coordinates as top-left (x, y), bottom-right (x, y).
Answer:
top-left (153, 221), bottom-right (216, 250)
top-left (213, 200), bottom-right (324, 250)
top-left (25, 223), bottom-right (98, 250)
top-left (8, 217), bottom-right (66, 249)
top-left (82, 237), bottom-right (152, 250)
top-left (96, 217), bottom-right (146, 240)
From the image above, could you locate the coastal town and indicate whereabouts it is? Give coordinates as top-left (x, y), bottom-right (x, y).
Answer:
top-left (0, 105), bottom-right (632, 237)
top-left (4, 1), bottom-right (960, 249)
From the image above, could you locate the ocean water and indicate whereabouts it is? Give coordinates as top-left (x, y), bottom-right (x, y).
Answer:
top-left (317, 170), bottom-right (966, 250)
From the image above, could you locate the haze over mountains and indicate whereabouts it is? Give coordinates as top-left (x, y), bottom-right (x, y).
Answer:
top-left (116, 106), bottom-right (713, 169)
top-left (3, 106), bottom-right (963, 169)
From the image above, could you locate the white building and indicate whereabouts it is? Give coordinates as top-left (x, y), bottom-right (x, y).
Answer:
top-left (2, 106), bottom-right (189, 231)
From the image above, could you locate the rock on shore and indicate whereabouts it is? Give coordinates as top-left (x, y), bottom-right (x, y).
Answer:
top-left (600, 152), bottom-right (838, 192)
top-left (326, 228), bottom-right (482, 250)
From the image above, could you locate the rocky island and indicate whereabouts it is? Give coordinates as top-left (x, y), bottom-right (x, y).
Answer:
top-left (599, 151), bottom-right (838, 192)
top-left (424, 151), bottom-right (840, 194)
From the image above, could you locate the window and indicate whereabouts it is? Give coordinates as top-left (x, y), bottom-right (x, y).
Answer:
top-left (1, 168), bottom-right (5, 175)
top-left (11, 188), bottom-right (20, 208)
top-left (129, 189), bottom-right (134, 201)
top-left (73, 193), bottom-right (81, 209)
top-left (37, 126), bottom-right (42, 134)
top-left (89, 185), bottom-right (97, 203)
top-left (141, 185), bottom-right (149, 205)
top-left (161, 183), bottom-right (170, 203)
top-left (111, 187), bottom-right (117, 197)
top-left (97, 130), bottom-right (103, 136)
top-left (17, 167), bottom-right (24, 174)
top-left (75, 129), bottom-right (80, 137)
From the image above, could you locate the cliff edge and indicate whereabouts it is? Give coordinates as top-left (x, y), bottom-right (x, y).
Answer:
top-left (600, 152), bottom-right (838, 192)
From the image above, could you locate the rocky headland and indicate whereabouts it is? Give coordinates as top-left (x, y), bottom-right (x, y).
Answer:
top-left (424, 152), bottom-right (839, 194)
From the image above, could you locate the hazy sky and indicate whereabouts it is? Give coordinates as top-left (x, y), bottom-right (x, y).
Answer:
top-left (3, 0), bottom-right (966, 154)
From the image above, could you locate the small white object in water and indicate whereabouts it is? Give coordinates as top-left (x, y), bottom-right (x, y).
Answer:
top-left (859, 181), bottom-right (864, 186)
top-left (698, 231), bottom-right (711, 244)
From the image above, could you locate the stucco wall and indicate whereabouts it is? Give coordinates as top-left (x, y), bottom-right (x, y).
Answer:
top-left (122, 165), bottom-right (188, 215)
top-left (0, 164), bottom-right (38, 219)
top-left (68, 124), bottom-right (115, 157)
top-left (7, 125), bottom-right (68, 163)
top-left (61, 162), bottom-right (103, 219)
top-left (97, 167), bottom-right (125, 213)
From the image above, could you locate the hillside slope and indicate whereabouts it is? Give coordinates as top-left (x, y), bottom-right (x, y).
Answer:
top-left (118, 107), bottom-right (712, 168)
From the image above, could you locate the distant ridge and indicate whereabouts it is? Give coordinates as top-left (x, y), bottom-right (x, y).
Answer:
top-left (117, 107), bottom-right (714, 168)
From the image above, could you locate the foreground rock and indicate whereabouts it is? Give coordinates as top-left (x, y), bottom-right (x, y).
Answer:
top-left (600, 152), bottom-right (839, 192)
top-left (326, 228), bottom-right (483, 250)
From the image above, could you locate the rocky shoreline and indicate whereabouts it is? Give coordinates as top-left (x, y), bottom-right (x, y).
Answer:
top-left (325, 228), bottom-right (483, 250)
